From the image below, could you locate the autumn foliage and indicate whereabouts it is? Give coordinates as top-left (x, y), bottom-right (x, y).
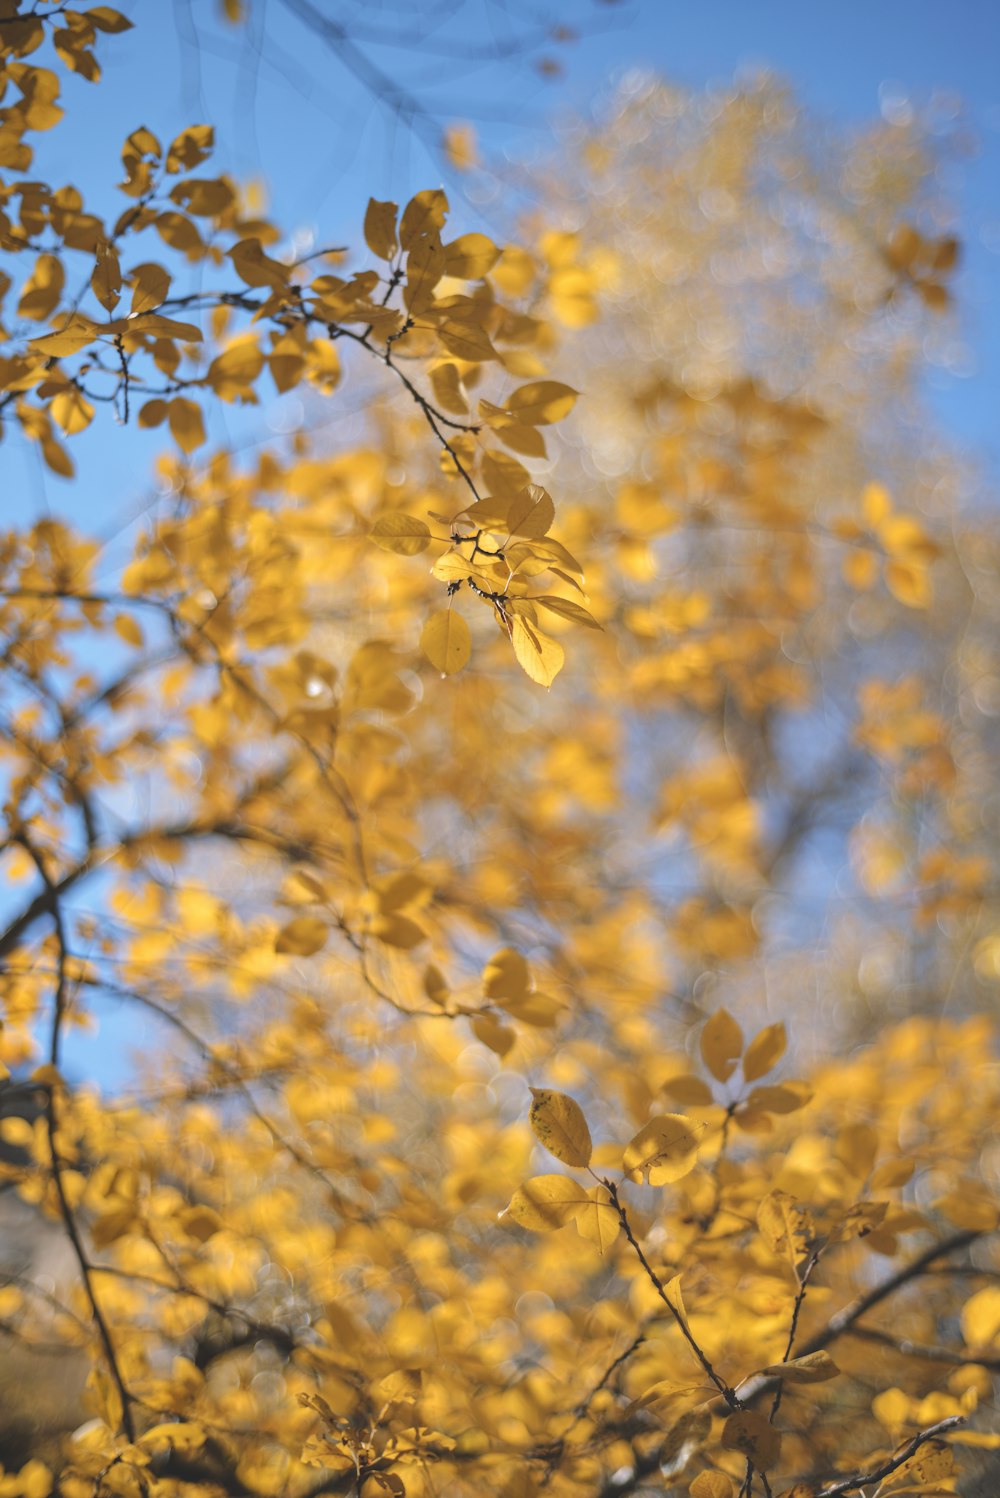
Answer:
top-left (1, 8), bottom-right (999, 1498)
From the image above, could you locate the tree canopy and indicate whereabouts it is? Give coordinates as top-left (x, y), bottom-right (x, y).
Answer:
top-left (1, 8), bottom-right (999, 1498)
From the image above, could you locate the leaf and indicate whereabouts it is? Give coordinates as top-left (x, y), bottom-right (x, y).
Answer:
top-left (885, 559), bottom-right (931, 609)
top-left (472, 1014), bottom-right (515, 1057)
top-left (29, 316), bottom-right (97, 357)
top-left (483, 949), bottom-right (530, 1001)
top-left (659, 1407), bottom-right (711, 1477)
top-left (746, 1083), bottom-right (811, 1115)
top-left (364, 198), bottom-right (399, 261)
top-left (167, 397), bottom-right (206, 453)
top-left (689, 1475), bottom-right (734, 1498)
top-left (502, 1174), bottom-right (588, 1231)
top-left (574, 1185), bottom-right (620, 1254)
top-left (623, 1115), bottom-right (700, 1185)
top-left (129, 261), bottom-right (171, 316)
top-left (534, 595), bottom-right (602, 629)
top-left (437, 318), bottom-right (496, 363)
top-left (91, 239), bottom-right (122, 312)
top-left (370, 513), bottom-right (432, 556)
top-left (961, 1286), bottom-right (1000, 1347)
top-left (757, 1190), bottom-right (814, 1265)
top-left (230, 237), bottom-right (289, 292)
top-left (529, 1089), bottom-right (592, 1168)
top-left (756, 1351), bottom-right (840, 1383)
top-left (742, 1022), bottom-right (786, 1082)
top-left (506, 484), bottom-right (555, 539)
top-left (421, 611), bottom-right (471, 675)
top-left (662, 1075), bottom-right (714, 1107)
top-left (443, 233), bottom-right (499, 279)
top-left (721, 1412), bottom-right (781, 1472)
top-left (700, 1009), bottom-right (743, 1082)
top-left (50, 388), bottom-right (94, 435)
top-left (506, 380), bottom-right (578, 426)
top-left (275, 916), bottom-right (328, 957)
top-left (113, 613), bottom-right (144, 648)
top-left (18, 253), bottom-right (65, 321)
top-left (511, 615), bottom-right (564, 687)
top-left (880, 1440), bottom-right (953, 1492)
top-left (399, 189), bottom-right (448, 251)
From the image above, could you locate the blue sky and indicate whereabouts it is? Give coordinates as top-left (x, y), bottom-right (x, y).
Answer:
top-left (18, 0), bottom-right (1000, 550)
top-left (8, 0), bottom-right (1000, 1086)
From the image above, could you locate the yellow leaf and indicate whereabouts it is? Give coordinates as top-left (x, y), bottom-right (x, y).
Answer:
top-left (113, 613), bottom-right (144, 648)
top-left (843, 547), bottom-right (878, 590)
top-left (506, 484), bottom-right (555, 539)
top-left (742, 1021), bottom-right (786, 1082)
top-left (529, 1088), bottom-right (592, 1168)
top-left (166, 124), bottom-right (214, 173)
top-left (506, 380), bottom-right (578, 426)
top-left (399, 188), bottom-right (449, 251)
top-left (364, 198), bottom-right (399, 261)
top-left (139, 1423), bottom-right (206, 1456)
top-left (483, 947), bottom-right (530, 1001)
top-left (574, 1185), bottom-right (620, 1254)
top-left (700, 1008), bottom-right (743, 1082)
top-left (961, 1286), bottom-right (1000, 1347)
top-left (623, 1115), bottom-right (700, 1186)
top-left (370, 513), bottom-right (432, 555)
top-left (129, 261), bottom-right (171, 315)
top-left (756, 1350), bottom-right (840, 1383)
top-left (229, 237), bottom-right (289, 291)
top-left (443, 233), bottom-right (498, 279)
top-left (862, 482), bottom-right (892, 527)
top-left (880, 1440), bottom-right (953, 1492)
top-left (689, 1474), bottom-right (734, 1498)
top-left (29, 315), bottom-right (96, 357)
top-left (471, 1014), bottom-right (515, 1057)
top-left (370, 913), bottom-right (425, 949)
top-left (91, 239), bottom-right (122, 312)
top-left (885, 559), bottom-right (931, 609)
top-left (421, 610), bottom-right (471, 675)
top-left (511, 614), bottom-right (564, 687)
top-left (502, 1174), bottom-right (589, 1231)
top-left (50, 388), bottom-right (94, 434)
top-left (662, 1075), bottom-right (714, 1107)
top-left (275, 916), bottom-right (328, 957)
top-left (443, 122), bottom-right (478, 172)
top-left (206, 337), bottom-right (265, 402)
top-left (167, 396), bottom-right (205, 453)
top-left (757, 1189), bottom-right (814, 1264)
top-left (535, 595), bottom-right (601, 630)
top-left (721, 1412), bottom-right (781, 1471)
top-left (437, 318), bottom-right (496, 363)
top-left (18, 253), bottom-right (65, 320)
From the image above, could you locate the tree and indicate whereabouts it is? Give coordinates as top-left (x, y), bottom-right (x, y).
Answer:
top-left (1, 8), bottom-right (999, 1498)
